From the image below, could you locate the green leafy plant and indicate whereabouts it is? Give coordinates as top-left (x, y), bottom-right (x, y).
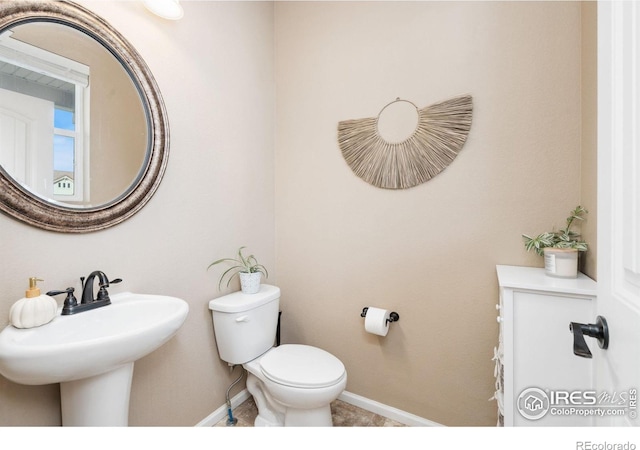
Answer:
top-left (208, 246), bottom-right (268, 290)
top-left (522, 206), bottom-right (589, 256)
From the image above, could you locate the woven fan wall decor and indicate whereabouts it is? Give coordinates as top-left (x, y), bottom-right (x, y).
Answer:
top-left (337, 94), bottom-right (473, 189)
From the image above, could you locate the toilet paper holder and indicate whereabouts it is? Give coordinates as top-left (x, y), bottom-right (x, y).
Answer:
top-left (360, 307), bottom-right (400, 324)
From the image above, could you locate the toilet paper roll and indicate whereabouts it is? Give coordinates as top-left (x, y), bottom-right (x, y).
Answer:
top-left (364, 307), bottom-right (391, 336)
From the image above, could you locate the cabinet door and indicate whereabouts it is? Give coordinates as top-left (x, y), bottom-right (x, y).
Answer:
top-left (512, 290), bottom-right (594, 426)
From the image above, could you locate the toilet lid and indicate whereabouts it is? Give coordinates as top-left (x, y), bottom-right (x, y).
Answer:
top-left (260, 344), bottom-right (345, 388)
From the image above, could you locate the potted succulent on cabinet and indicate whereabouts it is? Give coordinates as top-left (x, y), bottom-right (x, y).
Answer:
top-left (208, 246), bottom-right (268, 294)
top-left (522, 206), bottom-right (588, 278)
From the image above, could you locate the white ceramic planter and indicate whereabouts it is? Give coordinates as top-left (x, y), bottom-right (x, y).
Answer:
top-left (543, 248), bottom-right (578, 278)
top-left (240, 272), bottom-right (261, 294)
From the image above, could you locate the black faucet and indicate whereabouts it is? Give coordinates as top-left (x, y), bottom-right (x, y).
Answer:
top-left (82, 271), bottom-right (115, 304)
top-left (47, 271), bottom-right (122, 315)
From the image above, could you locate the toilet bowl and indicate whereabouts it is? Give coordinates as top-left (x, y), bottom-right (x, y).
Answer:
top-left (208, 285), bottom-right (347, 427)
top-left (244, 344), bottom-right (347, 426)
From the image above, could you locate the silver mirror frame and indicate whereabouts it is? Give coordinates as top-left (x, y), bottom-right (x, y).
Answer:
top-left (0, 0), bottom-right (169, 233)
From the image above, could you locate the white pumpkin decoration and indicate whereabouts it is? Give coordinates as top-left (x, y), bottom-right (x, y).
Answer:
top-left (9, 278), bottom-right (58, 329)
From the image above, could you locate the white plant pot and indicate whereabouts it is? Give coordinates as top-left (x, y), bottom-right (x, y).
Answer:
top-left (543, 248), bottom-right (578, 278)
top-left (239, 272), bottom-right (261, 294)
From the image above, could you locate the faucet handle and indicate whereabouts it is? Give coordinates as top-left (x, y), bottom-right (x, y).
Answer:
top-left (99, 277), bottom-right (122, 288)
top-left (46, 288), bottom-right (71, 297)
top-left (96, 278), bottom-right (122, 302)
top-left (47, 287), bottom-right (78, 314)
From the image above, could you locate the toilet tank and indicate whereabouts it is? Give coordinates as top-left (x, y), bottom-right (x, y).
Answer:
top-left (208, 285), bottom-right (280, 365)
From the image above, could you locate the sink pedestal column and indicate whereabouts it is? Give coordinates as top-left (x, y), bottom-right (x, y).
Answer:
top-left (60, 362), bottom-right (134, 426)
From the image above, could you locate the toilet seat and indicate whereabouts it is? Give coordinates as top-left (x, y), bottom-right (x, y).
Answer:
top-left (260, 344), bottom-right (345, 389)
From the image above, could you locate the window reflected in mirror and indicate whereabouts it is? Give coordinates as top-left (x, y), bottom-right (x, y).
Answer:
top-left (0, 21), bottom-right (147, 209)
top-left (0, 28), bottom-right (89, 204)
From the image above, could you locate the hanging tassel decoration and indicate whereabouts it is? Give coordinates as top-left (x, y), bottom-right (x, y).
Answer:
top-left (338, 94), bottom-right (473, 189)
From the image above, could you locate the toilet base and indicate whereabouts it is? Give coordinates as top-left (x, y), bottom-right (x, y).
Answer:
top-left (246, 371), bottom-right (337, 427)
top-left (252, 399), bottom-right (333, 427)
top-left (284, 406), bottom-right (333, 427)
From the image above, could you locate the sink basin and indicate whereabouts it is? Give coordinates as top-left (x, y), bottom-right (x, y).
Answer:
top-left (0, 292), bottom-right (189, 425)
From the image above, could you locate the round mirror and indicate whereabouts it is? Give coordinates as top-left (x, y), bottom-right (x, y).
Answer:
top-left (0, 1), bottom-right (169, 232)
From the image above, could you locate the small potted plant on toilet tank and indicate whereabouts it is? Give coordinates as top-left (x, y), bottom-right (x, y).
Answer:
top-left (208, 246), bottom-right (268, 294)
top-left (522, 206), bottom-right (588, 278)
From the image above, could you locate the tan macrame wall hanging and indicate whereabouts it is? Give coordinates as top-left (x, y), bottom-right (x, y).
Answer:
top-left (337, 94), bottom-right (473, 189)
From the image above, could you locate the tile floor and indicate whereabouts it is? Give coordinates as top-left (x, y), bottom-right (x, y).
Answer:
top-left (214, 397), bottom-right (406, 427)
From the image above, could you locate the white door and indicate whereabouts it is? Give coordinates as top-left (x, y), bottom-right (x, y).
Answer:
top-left (0, 87), bottom-right (54, 199)
top-left (596, 1), bottom-right (640, 426)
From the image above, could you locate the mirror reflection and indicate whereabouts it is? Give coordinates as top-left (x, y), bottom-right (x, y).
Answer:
top-left (0, 21), bottom-right (147, 208)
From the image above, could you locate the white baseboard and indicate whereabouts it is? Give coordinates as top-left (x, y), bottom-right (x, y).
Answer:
top-left (196, 389), bottom-right (442, 427)
top-left (338, 391), bottom-right (443, 427)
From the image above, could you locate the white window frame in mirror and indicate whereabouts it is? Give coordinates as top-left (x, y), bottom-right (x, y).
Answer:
top-left (0, 30), bottom-right (90, 204)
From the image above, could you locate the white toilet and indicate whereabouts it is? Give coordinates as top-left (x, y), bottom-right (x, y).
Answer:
top-left (209, 285), bottom-right (347, 426)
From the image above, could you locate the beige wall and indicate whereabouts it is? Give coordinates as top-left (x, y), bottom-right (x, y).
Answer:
top-left (274, 1), bottom-right (586, 426)
top-left (0, 1), bottom-right (275, 426)
top-left (0, 1), bottom-right (596, 428)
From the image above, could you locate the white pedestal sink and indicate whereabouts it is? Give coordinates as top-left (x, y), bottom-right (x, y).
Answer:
top-left (0, 292), bottom-right (189, 426)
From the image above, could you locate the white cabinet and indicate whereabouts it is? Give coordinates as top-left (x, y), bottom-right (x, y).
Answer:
top-left (494, 265), bottom-right (597, 426)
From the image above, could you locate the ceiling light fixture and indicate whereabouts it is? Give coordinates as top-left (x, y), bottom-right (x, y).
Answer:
top-left (143, 0), bottom-right (184, 20)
